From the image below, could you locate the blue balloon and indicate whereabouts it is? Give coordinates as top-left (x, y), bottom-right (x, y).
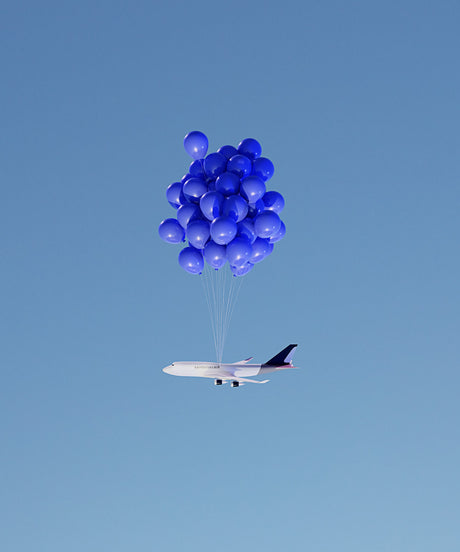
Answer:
top-left (247, 199), bottom-right (265, 218)
top-left (200, 191), bottom-right (225, 221)
top-left (166, 181), bottom-right (186, 209)
top-left (161, 135), bottom-right (284, 276)
top-left (210, 216), bottom-right (237, 245)
top-left (178, 246), bottom-right (204, 274)
top-left (237, 219), bottom-right (256, 244)
top-left (226, 237), bottom-right (253, 267)
top-left (189, 159), bottom-right (205, 178)
top-left (186, 219), bottom-right (210, 249)
top-left (240, 175), bottom-right (266, 203)
top-left (269, 221), bottom-right (286, 243)
top-left (227, 154), bottom-right (252, 178)
top-left (177, 203), bottom-right (202, 229)
top-left (249, 237), bottom-right (271, 263)
top-left (203, 152), bottom-right (227, 179)
top-left (237, 138), bottom-right (262, 160)
top-left (184, 131), bottom-right (208, 160)
top-left (223, 195), bottom-right (248, 223)
top-left (182, 177), bottom-right (207, 203)
top-left (203, 241), bottom-right (227, 269)
top-left (252, 157), bottom-right (274, 181)
top-left (159, 218), bottom-right (185, 244)
top-left (262, 191), bottom-right (285, 213)
top-left (215, 172), bottom-right (240, 196)
top-left (254, 211), bottom-right (281, 238)
top-left (218, 144), bottom-right (238, 160)
top-left (231, 262), bottom-right (254, 277)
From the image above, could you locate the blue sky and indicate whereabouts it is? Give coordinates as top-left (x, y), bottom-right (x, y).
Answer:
top-left (1, 1), bottom-right (459, 550)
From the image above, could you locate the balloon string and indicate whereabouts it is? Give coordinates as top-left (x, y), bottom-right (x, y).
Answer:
top-left (214, 267), bottom-right (220, 361)
top-left (201, 264), bottom-right (245, 364)
top-left (222, 271), bottom-right (243, 358)
top-left (222, 270), bottom-right (232, 357)
top-left (200, 268), bottom-right (214, 358)
top-left (217, 267), bottom-right (222, 362)
top-left (201, 265), bottom-right (219, 361)
top-left (220, 267), bottom-right (225, 362)
top-left (227, 275), bottom-right (243, 348)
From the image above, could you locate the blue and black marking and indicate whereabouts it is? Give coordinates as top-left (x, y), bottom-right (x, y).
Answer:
top-left (262, 344), bottom-right (298, 367)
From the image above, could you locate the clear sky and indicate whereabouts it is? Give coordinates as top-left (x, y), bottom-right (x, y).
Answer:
top-left (1, 1), bottom-right (459, 551)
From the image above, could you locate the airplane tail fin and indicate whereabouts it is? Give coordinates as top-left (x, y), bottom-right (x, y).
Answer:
top-left (262, 344), bottom-right (298, 367)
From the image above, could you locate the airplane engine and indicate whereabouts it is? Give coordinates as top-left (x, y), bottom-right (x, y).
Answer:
top-left (231, 381), bottom-right (240, 388)
top-left (214, 379), bottom-right (223, 385)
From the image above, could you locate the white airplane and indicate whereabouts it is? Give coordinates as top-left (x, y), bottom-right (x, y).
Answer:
top-left (163, 344), bottom-right (298, 387)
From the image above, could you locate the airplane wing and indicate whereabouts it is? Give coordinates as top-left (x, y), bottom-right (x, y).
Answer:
top-left (230, 377), bottom-right (269, 384)
top-left (231, 357), bottom-right (253, 364)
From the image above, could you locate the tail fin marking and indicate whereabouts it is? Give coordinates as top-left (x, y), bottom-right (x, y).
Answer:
top-left (262, 344), bottom-right (298, 367)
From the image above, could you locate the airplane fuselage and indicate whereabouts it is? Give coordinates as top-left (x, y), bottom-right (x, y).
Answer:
top-left (163, 362), bottom-right (276, 379)
top-left (162, 345), bottom-right (298, 386)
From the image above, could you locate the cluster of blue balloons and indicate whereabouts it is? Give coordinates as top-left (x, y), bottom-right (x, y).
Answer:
top-left (159, 131), bottom-right (286, 276)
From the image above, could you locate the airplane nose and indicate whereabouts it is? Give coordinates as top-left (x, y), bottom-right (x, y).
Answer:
top-left (163, 364), bottom-right (175, 375)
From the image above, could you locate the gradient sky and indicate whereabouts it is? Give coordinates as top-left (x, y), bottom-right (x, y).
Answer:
top-left (1, 1), bottom-right (459, 551)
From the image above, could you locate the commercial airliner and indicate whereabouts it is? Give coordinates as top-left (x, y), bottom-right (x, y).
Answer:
top-left (163, 344), bottom-right (298, 387)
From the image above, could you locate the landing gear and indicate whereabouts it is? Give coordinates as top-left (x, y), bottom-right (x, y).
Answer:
top-left (214, 379), bottom-right (240, 387)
